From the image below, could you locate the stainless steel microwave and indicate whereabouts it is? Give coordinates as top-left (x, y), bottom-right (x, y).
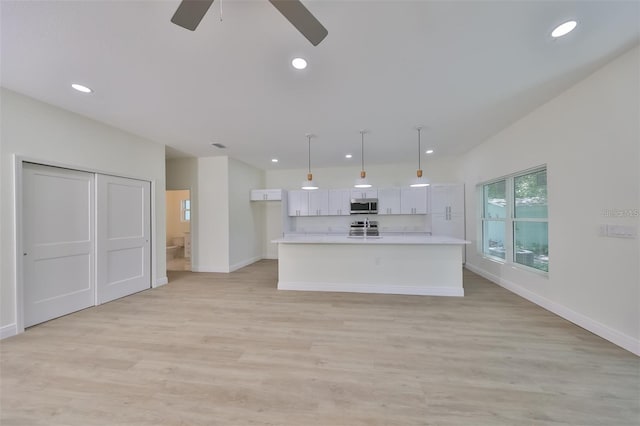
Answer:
top-left (350, 198), bottom-right (378, 215)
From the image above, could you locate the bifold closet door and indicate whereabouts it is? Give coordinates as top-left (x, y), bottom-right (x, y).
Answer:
top-left (96, 174), bottom-right (151, 304)
top-left (23, 163), bottom-right (96, 328)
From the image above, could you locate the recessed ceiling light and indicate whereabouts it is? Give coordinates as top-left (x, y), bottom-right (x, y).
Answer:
top-left (271, 158), bottom-right (279, 163)
top-left (71, 83), bottom-right (92, 93)
top-left (345, 154), bottom-right (353, 159)
top-left (425, 149), bottom-right (434, 154)
top-left (551, 20), bottom-right (577, 38)
top-left (292, 57), bottom-right (307, 70)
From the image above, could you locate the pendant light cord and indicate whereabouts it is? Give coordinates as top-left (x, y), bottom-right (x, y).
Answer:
top-left (361, 131), bottom-right (365, 172)
top-left (307, 135), bottom-right (312, 174)
top-left (417, 127), bottom-right (421, 170)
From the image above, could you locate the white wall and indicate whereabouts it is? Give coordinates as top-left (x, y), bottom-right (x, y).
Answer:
top-left (0, 88), bottom-right (167, 334)
top-left (167, 156), bottom-right (265, 273)
top-left (228, 158), bottom-right (265, 270)
top-left (462, 46), bottom-right (640, 355)
top-left (196, 156), bottom-right (230, 272)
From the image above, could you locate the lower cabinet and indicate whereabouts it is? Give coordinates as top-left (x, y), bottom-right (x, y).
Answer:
top-left (431, 214), bottom-right (464, 239)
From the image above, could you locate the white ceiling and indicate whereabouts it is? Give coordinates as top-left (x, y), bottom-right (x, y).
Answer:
top-left (2, 1), bottom-right (638, 170)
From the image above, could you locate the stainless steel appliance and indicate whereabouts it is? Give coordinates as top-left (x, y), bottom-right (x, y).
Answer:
top-left (350, 198), bottom-right (378, 215)
top-left (349, 220), bottom-right (379, 237)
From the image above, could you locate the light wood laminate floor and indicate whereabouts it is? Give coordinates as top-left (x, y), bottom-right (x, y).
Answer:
top-left (1, 260), bottom-right (638, 425)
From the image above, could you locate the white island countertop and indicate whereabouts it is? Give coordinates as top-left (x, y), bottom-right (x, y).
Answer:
top-left (273, 234), bottom-right (470, 245)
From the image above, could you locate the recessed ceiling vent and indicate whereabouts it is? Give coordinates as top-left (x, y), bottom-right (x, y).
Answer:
top-left (211, 143), bottom-right (227, 149)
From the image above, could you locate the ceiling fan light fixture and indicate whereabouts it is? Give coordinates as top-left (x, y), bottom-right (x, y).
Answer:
top-left (292, 57), bottom-right (308, 70)
top-left (551, 20), bottom-right (577, 38)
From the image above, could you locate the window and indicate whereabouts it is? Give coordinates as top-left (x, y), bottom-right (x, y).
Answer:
top-left (479, 167), bottom-right (548, 273)
top-left (482, 180), bottom-right (506, 259)
top-left (180, 199), bottom-right (190, 222)
top-left (514, 169), bottom-right (548, 271)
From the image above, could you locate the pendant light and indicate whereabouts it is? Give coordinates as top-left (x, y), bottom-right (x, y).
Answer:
top-left (301, 134), bottom-right (318, 190)
top-left (354, 130), bottom-right (372, 188)
top-left (410, 126), bottom-right (430, 187)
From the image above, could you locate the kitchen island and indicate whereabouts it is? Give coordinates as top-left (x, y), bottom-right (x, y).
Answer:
top-left (273, 235), bottom-right (470, 297)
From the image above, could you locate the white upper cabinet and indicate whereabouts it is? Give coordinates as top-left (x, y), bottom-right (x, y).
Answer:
top-left (250, 189), bottom-right (282, 201)
top-left (308, 189), bottom-right (329, 216)
top-left (430, 184), bottom-right (465, 239)
top-left (288, 190), bottom-right (310, 216)
top-left (328, 189), bottom-right (351, 216)
top-left (430, 184), bottom-right (464, 216)
top-left (378, 188), bottom-right (401, 215)
top-left (350, 188), bottom-right (378, 199)
top-left (401, 187), bottom-right (429, 215)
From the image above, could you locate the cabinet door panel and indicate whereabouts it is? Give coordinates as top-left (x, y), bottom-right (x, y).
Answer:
top-left (288, 190), bottom-right (309, 216)
top-left (308, 190), bottom-right (329, 216)
top-left (378, 188), bottom-right (401, 215)
top-left (401, 187), bottom-right (428, 214)
top-left (329, 189), bottom-right (351, 216)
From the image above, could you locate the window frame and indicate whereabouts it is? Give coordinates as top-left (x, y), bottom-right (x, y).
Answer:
top-left (180, 199), bottom-right (191, 223)
top-left (477, 166), bottom-right (548, 275)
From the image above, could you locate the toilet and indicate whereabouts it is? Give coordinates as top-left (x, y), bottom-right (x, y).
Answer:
top-left (166, 236), bottom-right (185, 260)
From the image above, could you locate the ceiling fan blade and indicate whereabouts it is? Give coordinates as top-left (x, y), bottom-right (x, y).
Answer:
top-left (171, 0), bottom-right (215, 31)
top-left (268, 0), bottom-right (328, 46)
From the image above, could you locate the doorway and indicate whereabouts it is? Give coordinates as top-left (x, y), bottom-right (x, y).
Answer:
top-left (166, 189), bottom-right (191, 271)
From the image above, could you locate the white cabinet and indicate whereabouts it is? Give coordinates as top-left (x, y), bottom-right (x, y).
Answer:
top-left (430, 184), bottom-right (464, 216)
top-left (288, 190), bottom-right (309, 216)
top-left (401, 187), bottom-right (429, 215)
top-left (328, 189), bottom-right (351, 216)
top-left (378, 188), bottom-right (401, 215)
top-left (350, 188), bottom-right (378, 199)
top-left (250, 189), bottom-right (282, 201)
top-left (308, 190), bottom-right (329, 216)
top-left (430, 184), bottom-right (464, 239)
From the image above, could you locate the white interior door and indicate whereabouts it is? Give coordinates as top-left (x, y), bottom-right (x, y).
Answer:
top-left (23, 163), bottom-right (96, 327)
top-left (97, 174), bottom-right (151, 304)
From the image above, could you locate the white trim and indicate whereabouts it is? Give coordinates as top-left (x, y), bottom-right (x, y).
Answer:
top-left (155, 277), bottom-right (169, 286)
top-left (277, 281), bottom-right (464, 297)
top-left (14, 157), bottom-right (25, 334)
top-left (150, 179), bottom-right (158, 289)
top-left (192, 265), bottom-right (230, 273)
top-left (465, 263), bottom-right (640, 356)
top-left (0, 323), bottom-right (18, 340)
top-left (229, 256), bottom-right (261, 272)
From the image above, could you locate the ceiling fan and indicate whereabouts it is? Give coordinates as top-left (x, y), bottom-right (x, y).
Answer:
top-left (171, 0), bottom-right (328, 46)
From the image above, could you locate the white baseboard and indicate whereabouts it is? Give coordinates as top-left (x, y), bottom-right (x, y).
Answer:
top-left (465, 263), bottom-right (640, 356)
top-left (278, 281), bottom-right (464, 297)
top-left (229, 256), bottom-right (262, 272)
top-left (193, 256), bottom-right (263, 273)
top-left (0, 323), bottom-right (18, 340)
top-left (155, 276), bottom-right (168, 287)
top-left (192, 265), bottom-right (229, 273)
